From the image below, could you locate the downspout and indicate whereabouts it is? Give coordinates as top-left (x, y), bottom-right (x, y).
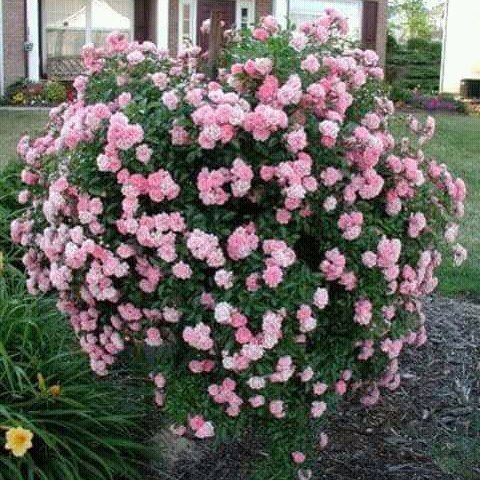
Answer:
top-left (439, 0), bottom-right (449, 93)
top-left (0, 0), bottom-right (4, 96)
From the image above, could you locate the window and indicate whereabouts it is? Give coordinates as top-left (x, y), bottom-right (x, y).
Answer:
top-left (91, 0), bottom-right (134, 46)
top-left (179, 0), bottom-right (196, 48)
top-left (42, 0), bottom-right (134, 63)
top-left (43, 0), bottom-right (87, 61)
top-left (183, 3), bottom-right (191, 39)
top-left (241, 8), bottom-right (249, 29)
top-left (289, 0), bottom-right (363, 40)
top-left (237, 0), bottom-right (255, 30)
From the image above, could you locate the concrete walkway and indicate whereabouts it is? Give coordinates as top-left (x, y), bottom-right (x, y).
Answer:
top-left (0, 106), bottom-right (51, 112)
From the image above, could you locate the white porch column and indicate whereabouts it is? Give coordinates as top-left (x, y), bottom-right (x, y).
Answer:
top-left (273, 0), bottom-right (288, 29)
top-left (26, 0), bottom-right (40, 81)
top-left (157, 0), bottom-right (170, 51)
top-left (85, 0), bottom-right (93, 45)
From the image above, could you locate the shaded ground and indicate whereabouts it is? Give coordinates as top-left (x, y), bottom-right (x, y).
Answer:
top-left (156, 296), bottom-right (480, 480)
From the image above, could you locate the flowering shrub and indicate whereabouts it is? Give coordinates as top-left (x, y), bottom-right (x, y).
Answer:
top-left (11, 11), bottom-right (466, 478)
top-left (2, 79), bottom-right (70, 106)
top-left (407, 92), bottom-right (467, 113)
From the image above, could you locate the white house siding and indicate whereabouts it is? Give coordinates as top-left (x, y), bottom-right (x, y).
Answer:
top-left (441, 0), bottom-right (480, 94)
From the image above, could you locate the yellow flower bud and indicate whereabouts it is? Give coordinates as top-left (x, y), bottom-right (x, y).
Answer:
top-left (49, 385), bottom-right (61, 397)
top-left (37, 373), bottom-right (46, 392)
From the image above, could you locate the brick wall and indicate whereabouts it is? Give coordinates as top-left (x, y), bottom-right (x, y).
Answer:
top-left (3, 0), bottom-right (26, 88)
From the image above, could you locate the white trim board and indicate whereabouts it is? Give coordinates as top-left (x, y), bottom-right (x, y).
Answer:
top-left (157, 0), bottom-right (170, 50)
top-left (26, 0), bottom-right (40, 81)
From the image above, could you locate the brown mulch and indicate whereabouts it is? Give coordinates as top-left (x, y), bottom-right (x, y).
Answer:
top-left (154, 296), bottom-right (480, 480)
top-left (317, 296), bottom-right (480, 480)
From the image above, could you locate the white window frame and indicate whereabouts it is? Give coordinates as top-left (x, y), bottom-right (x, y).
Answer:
top-left (236, 0), bottom-right (255, 30)
top-left (41, 0), bottom-right (135, 70)
top-left (178, 0), bottom-right (197, 49)
top-left (288, 0), bottom-right (364, 40)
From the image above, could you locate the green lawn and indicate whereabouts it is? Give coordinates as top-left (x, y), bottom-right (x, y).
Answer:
top-left (0, 109), bottom-right (478, 296)
top-left (0, 109), bottom-right (49, 167)
top-left (421, 114), bottom-right (480, 296)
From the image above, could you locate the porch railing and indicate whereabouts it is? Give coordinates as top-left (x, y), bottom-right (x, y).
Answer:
top-left (46, 56), bottom-right (84, 80)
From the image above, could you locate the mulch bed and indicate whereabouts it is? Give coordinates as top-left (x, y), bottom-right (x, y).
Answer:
top-left (154, 296), bottom-right (480, 480)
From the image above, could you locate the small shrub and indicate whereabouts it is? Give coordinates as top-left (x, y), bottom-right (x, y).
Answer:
top-left (12, 13), bottom-right (466, 478)
top-left (43, 80), bottom-right (68, 105)
top-left (2, 80), bottom-right (69, 106)
top-left (4, 80), bottom-right (44, 106)
top-left (390, 85), bottom-right (413, 103)
top-left (408, 93), bottom-right (467, 113)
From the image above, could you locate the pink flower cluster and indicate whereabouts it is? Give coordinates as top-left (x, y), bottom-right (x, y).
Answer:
top-left (186, 229), bottom-right (225, 267)
top-left (191, 87), bottom-right (247, 149)
top-left (362, 237), bottom-right (402, 286)
top-left (208, 378), bottom-right (244, 417)
top-left (197, 158), bottom-right (254, 205)
top-left (260, 153), bottom-right (318, 224)
top-left (227, 224), bottom-right (259, 261)
top-left (107, 112), bottom-right (144, 151)
top-left (354, 298), bottom-right (373, 326)
top-left (243, 104), bottom-right (288, 141)
top-left (338, 211), bottom-right (363, 240)
top-left (188, 415), bottom-right (215, 439)
top-left (262, 240), bottom-right (296, 288)
top-left (183, 322), bottom-right (214, 351)
top-left (117, 168), bottom-right (180, 204)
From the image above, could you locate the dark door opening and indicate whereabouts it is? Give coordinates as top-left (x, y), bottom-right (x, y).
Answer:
top-left (134, 0), bottom-right (157, 43)
top-left (197, 0), bottom-right (236, 53)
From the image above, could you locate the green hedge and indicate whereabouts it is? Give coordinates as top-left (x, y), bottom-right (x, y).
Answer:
top-left (386, 35), bottom-right (442, 101)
